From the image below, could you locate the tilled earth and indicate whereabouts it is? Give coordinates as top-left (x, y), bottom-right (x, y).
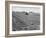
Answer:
top-left (12, 11), bottom-right (40, 31)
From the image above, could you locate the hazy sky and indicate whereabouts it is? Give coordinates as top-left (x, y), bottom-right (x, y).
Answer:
top-left (12, 6), bottom-right (40, 13)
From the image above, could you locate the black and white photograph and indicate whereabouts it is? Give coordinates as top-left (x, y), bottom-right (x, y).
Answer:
top-left (12, 6), bottom-right (40, 31)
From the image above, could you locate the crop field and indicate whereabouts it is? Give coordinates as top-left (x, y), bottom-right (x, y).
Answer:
top-left (12, 11), bottom-right (40, 31)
